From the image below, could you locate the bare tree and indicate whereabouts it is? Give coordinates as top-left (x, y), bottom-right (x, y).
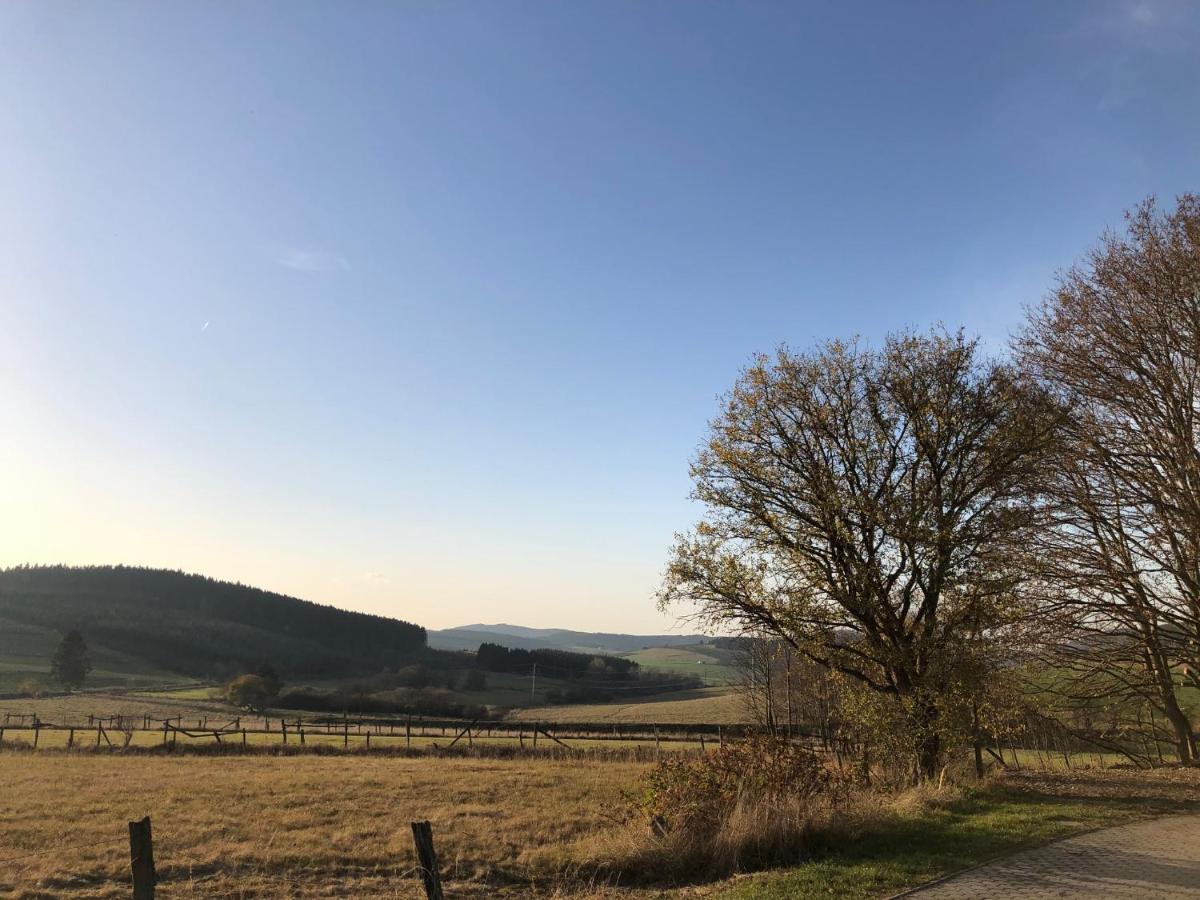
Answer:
top-left (1018, 195), bottom-right (1200, 763)
top-left (733, 631), bottom-right (780, 731)
top-left (661, 329), bottom-right (1058, 780)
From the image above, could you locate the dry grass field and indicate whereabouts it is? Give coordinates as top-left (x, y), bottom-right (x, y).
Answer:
top-left (507, 687), bottom-right (748, 725)
top-left (0, 753), bottom-right (660, 899)
top-left (5, 747), bottom-right (1200, 899)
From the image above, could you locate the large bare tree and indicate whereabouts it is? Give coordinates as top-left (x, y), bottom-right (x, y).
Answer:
top-left (1019, 195), bottom-right (1200, 764)
top-left (661, 330), bottom-right (1058, 779)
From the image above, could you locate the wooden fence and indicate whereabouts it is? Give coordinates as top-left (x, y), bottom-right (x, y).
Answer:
top-left (0, 709), bottom-right (766, 756)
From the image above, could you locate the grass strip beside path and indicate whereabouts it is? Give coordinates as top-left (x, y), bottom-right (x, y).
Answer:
top-left (722, 770), bottom-right (1200, 900)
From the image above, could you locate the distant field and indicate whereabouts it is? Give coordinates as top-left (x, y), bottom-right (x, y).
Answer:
top-left (507, 685), bottom-right (750, 724)
top-left (619, 643), bottom-right (738, 685)
top-left (130, 685), bottom-right (220, 701)
top-left (2, 681), bottom-right (751, 731)
top-left (0, 690), bottom-right (235, 724)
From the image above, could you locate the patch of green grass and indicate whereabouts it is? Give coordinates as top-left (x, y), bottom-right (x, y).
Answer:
top-left (720, 786), bottom-right (1168, 900)
top-left (130, 685), bottom-right (219, 700)
top-left (620, 645), bottom-right (739, 685)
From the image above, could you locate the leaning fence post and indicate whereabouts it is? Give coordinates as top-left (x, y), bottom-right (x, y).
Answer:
top-left (128, 815), bottom-right (156, 899)
top-left (410, 820), bottom-right (444, 900)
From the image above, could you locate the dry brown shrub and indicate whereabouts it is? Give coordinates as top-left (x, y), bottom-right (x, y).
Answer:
top-left (568, 737), bottom-right (858, 883)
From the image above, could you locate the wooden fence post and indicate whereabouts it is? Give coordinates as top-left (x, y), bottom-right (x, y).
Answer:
top-left (128, 815), bottom-right (156, 899)
top-left (410, 820), bottom-right (444, 900)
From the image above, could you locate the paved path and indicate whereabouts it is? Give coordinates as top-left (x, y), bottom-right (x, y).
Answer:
top-left (905, 814), bottom-right (1200, 898)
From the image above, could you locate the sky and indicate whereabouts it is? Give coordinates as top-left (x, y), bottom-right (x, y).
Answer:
top-left (0, 1), bottom-right (1197, 633)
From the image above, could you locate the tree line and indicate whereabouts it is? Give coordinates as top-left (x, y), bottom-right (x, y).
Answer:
top-left (474, 642), bottom-right (640, 679)
top-left (661, 195), bottom-right (1200, 780)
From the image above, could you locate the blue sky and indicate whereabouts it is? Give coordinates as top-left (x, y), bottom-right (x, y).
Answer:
top-left (1, 1), bottom-right (1197, 631)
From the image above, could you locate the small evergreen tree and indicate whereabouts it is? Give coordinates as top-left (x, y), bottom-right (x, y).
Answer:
top-left (50, 629), bottom-right (92, 691)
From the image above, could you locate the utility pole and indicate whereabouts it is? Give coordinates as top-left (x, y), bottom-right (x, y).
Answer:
top-left (531, 663), bottom-right (537, 699)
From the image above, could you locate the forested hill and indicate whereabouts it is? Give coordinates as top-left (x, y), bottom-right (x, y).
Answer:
top-left (0, 565), bottom-right (426, 679)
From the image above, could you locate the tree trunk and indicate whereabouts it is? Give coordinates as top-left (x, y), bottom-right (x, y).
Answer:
top-left (1162, 692), bottom-right (1197, 765)
top-left (1147, 646), bottom-right (1197, 764)
top-left (918, 732), bottom-right (941, 782)
top-left (971, 700), bottom-right (985, 779)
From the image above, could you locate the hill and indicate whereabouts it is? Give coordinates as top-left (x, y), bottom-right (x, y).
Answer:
top-left (0, 565), bottom-right (426, 681)
top-left (429, 623), bottom-right (709, 654)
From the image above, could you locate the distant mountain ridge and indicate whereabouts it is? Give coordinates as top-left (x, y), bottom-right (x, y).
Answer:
top-left (429, 623), bottom-right (709, 654)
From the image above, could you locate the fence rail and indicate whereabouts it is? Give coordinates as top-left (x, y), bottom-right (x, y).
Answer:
top-left (0, 709), bottom-right (778, 756)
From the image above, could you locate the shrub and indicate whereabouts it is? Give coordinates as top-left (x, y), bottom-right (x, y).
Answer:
top-left (275, 686), bottom-right (489, 720)
top-left (225, 674), bottom-right (277, 712)
top-left (604, 737), bottom-right (856, 880)
top-left (630, 736), bottom-right (847, 838)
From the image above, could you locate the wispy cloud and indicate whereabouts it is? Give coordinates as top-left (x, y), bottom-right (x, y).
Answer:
top-left (362, 571), bottom-right (389, 585)
top-left (1072, 0), bottom-right (1199, 53)
top-left (277, 249), bottom-right (350, 273)
top-left (1061, 0), bottom-right (1199, 112)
